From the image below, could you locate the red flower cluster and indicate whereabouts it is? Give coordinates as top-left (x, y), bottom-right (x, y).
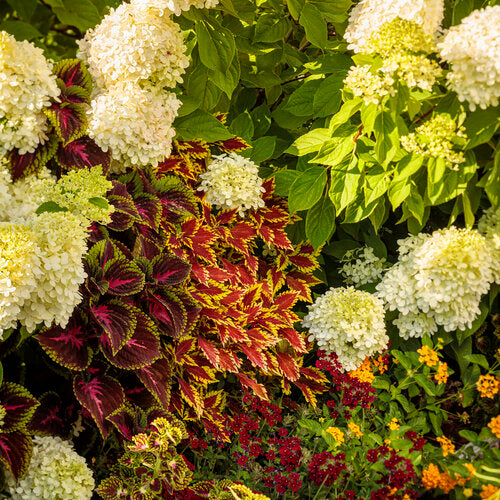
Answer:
top-left (316, 351), bottom-right (376, 417)
top-left (308, 451), bottom-right (347, 487)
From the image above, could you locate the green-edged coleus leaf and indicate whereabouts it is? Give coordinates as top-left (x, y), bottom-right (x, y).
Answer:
top-left (35, 314), bottom-right (92, 371)
top-left (96, 476), bottom-right (123, 500)
top-left (45, 101), bottom-right (87, 146)
top-left (154, 175), bottom-right (198, 223)
top-left (100, 311), bottom-right (161, 370)
top-left (147, 291), bottom-right (187, 337)
top-left (137, 355), bottom-right (172, 409)
top-left (0, 382), bottom-right (39, 432)
top-left (57, 136), bottom-right (111, 171)
top-left (91, 299), bottom-right (137, 355)
top-left (107, 403), bottom-right (139, 440)
top-left (107, 182), bottom-right (141, 231)
top-left (0, 431), bottom-right (33, 480)
top-left (103, 258), bottom-right (145, 296)
top-left (7, 135), bottom-right (58, 180)
top-left (29, 392), bottom-right (70, 438)
top-left (73, 374), bottom-right (124, 439)
top-left (151, 254), bottom-right (190, 286)
top-left (134, 193), bottom-right (162, 229)
top-left (54, 58), bottom-right (92, 96)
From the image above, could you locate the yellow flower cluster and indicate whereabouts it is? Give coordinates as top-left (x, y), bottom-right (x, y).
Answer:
top-left (388, 418), bottom-right (400, 431)
top-left (326, 427), bottom-right (345, 444)
top-left (348, 357), bottom-right (375, 384)
top-left (348, 421), bottom-right (363, 438)
top-left (481, 485), bottom-right (500, 499)
top-left (436, 436), bottom-right (455, 457)
top-left (422, 463), bottom-right (457, 493)
top-left (434, 362), bottom-right (449, 384)
top-left (417, 345), bottom-right (439, 367)
top-left (477, 374), bottom-right (500, 399)
top-left (488, 415), bottom-right (500, 438)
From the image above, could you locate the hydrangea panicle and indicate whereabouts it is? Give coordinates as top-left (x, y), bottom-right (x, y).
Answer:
top-left (0, 31), bottom-right (60, 155)
top-left (302, 287), bottom-right (388, 371)
top-left (339, 246), bottom-right (386, 286)
top-left (87, 83), bottom-right (181, 169)
top-left (198, 153), bottom-right (266, 216)
top-left (438, 6), bottom-right (500, 110)
top-left (344, 0), bottom-right (444, 53)
top-left (7, 435), bottom-right (94, 500)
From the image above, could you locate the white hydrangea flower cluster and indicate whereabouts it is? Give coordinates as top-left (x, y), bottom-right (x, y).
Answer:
top-left (344, 65), bottom-right (395, 104)
top-left (79, 0), bottom-right (218, 170)
top-left (393, 311), bottom-right (438, 340)
top-left (0, 31), bottom-right (60, 155)
top-left (344, 0), bottom-right (444, 53)
top-left (400, 114), bottom-right (466, 170)
top-left (377, 227), bottom-right (496, 337)
top-left (437, 6), bottom-right (500, 110)
top-left (0, 167), bottom-right (113, 338)
top-left (88, 83), bottom-right (180, 170)
top-left (340, 247), bottom-right (386, 286)
top-left (478, 206), bottom-right (500, 284)
top-left (131, 0), bottom-right (219, 18)
top-left (302, 286), bottom-right (389, 371)
top-left (7, 435), bottom-right (94, 500)
top-left (77, 2), bottom-right (189, 91)
top-left (198, 153), bottom-right (266, 216)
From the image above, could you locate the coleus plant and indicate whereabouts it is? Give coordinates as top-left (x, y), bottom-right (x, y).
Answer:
top-left (0, 382), bottom-right (39, 481)
top-left (5, 59), bottom-right (110, 180)
top-left (34, 130), bottom-right (327, 444)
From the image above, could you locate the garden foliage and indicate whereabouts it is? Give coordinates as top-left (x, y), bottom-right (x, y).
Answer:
top-left (0, 0), bottom-right (499, 498)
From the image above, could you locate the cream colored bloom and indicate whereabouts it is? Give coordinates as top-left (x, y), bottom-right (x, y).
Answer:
top-left (344, 65), bottom-right (395, 104)
top-left (0, 31), bottom-right (60, 154)
top-left (344, 0), bottom-right (444, 53)
top-left (78, 1), bottom-right (189, 90)
top-left (438, 6), bottom-right (500, 110)
top-left (302, 287), bottom-right (388, 371)
top-left (87, 83), bottom-right (181, 169)
top-left (478, 206), bottom-right (500, 284)
top-left (340, 247), bottom-right (386, 286)
top-left (198, 153), bottom-right (266, 216)
top-left (131, 0), bottom-right (219, 16)
top-left (7, 436), bottom-right (94, 500)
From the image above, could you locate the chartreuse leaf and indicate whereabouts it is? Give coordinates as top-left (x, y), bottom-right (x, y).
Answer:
top-left (196, 19), bottom-right (235, 74)
top-left (284, 80), bottom-right (323, 116)
top-left (51, 0), bottom-right (101, 31)
top-left (0, 21), bottom-right (41, 40)
top-left (313, 73), bottom-right (346, 118)
top-left (274, 170), bottom-right (300, 197)
top-left (35, 201), bottom-right (69, 215)
top-left (299, 3), bottom-right (327, 48)
top-left (306, 197), bottom-right (335, 250)
top-left (374, 110), bottom-right (399, 165)
top-left (175, 110), bottom-right (233, 142)
top-left (313, 135), bottom-right (355, 167)
top-left (288, 166), bottom-right (327, 213)
top-left (329, 157), bottom-right (363, 215)
top-left (286, 128), bottom-right (331, 156)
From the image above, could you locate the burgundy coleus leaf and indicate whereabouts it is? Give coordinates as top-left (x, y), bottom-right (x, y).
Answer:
top-left (45, 102), bottom-right (87, 145)
top-left (137, 355), bottom-right (172, 408)
top-left (236, 373), bottom-right (269, 401)
top-left (57, 136), bottom-right (111, 171)
top-left (107, 194), bottom-right (140, 231)
top-left (54, 58), bottom-right (92, 95)
top-left (91, 299), bottom-right (137, 355)
top-left (0, 382), bottom-right (39, 433)
top-left (148, 292), bottom-right (187, 337)
top-left (107, 404), bottom-right (139, 440)
top-left (101, 311), bottom-right (160, 370)
top-left (0, 431), bottom-right (33, 480)
top-left (36, 315), bottom-right (92, 371)
top-left (151, 253), bottom-right (190, 286)
top-left (217, 137), bottom-right (250, 152)
top-left (155, 176), bottom-right (198, 223)
top-left (73, 374), bottom-right (124, 438)
top-left (104, 258), bottom-right (145, 296)
top-left (29, 392), bottom-right (69, 438)
top-left (280, 328), bottom-right (307, 354)
top-left (134, 193), bottom-right (162, 229)
top-left (7, 135), bottom-right (58, 180)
